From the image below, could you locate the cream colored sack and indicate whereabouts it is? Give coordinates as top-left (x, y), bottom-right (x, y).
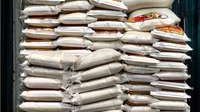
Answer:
top-left (153, 42), bottom-right (192, 53)
top-left (59, 1), bottom-right (93, 12)
top-left (74, 49), bottom-right (121, 70)
top-left (126, 8), bottom-right (180, 31)
top-left (124, 64), bottom-right (160, 74)
top-left (103, 110), bottom-right (123, 112)
top-left (151, 81), bottom-right (191, 91)
top-left (22, 6), bottom-right (60, 16)
top-left (122, 105), bottom-right (159, 112)
top-left (150, 52), bottom-right (191, 61)
top-left (55, 37), bottom-right (92, 48)
top-left (120, 44), bottom-right (159, 56)
top-left (89, 0), bottom-right (128, 11)
top-left (88, 21), bottom-right (126, 31)
top-left (153, 72), bottom-right (190, 81)
top-left (121, 31), bottom-right (157, 44)
top-left (121, 55), bottom-right (160, 66)
top-left (22, 28), bottom-right (58, 40)
top-left (24, 18), bottom-right (59, 27)
top-left (84, 31), bottom-right (123, 41)
top-left (87, 10), bottom-right (127, 20)
top-left (19, 102), bottom-right (70, 112)
top-left (26, 0), bottom-right (65, 5)
top-left (21, 90), bottom-right (63, 101)
top-left (123, 0), bottom-right (174, 12)
top-left (122, 84), bottom-right (159, 92)
top-left (23, 77), bottom-right (62, 89)
top-left (20, 41), bottom-right (56, 49)
top-left (55, 26), bottom-right (95, 36)
top-left (151, 91), bottom-right (191, 101)
top-left (88, 41), bottom-right (123, 50)
top-left (59, 13), bottom-right (97, 25)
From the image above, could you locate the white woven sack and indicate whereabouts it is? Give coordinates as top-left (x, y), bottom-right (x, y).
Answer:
top-left (22, 28), bottom-right (58, 40)
top-left (150, 101), bottom-right (190, 111)
top-left (121, 31), bottom-right (157, 44)
top-left (149, 61), bottom-right (187, 72)
top-left (26, 0), bottom-right (65, 5)
top-left (59, 1), bottom-right (93, 12)
top-left (24, 18), bottom-right (59, 27)
top-left (123, 0), bottom-right (174, 12)
top-left (122, 105), bottom-right (159, 112)
top-left (103, 110), bottom-right (123, 112)
top-left (151, 26), bottom-right (190, 43)
top-left (59, 13), bottom-right (97, 25)
top-left (54, 37), bottom-right (92, 48)
top-left (121, 54), bottom-right (160, 66)
top-left (153, 42), bottom-right (192, 53)
top-left (88, 21), bottom-right (126, 31)
top-left (122, 84), bottom-right (159, 92)
top-left (150, 52), bottom-right (191, 61)
top-left (23, 77), bottom-right (62, 89)
top-left (126, 8), bottom-right (180, 31)
top-left (153, 72), bottom-right (190, 81)
top-left (73, 49), bottom-right (121, 70)
top-left (22, 6), bottom-right (60, 16)
top-left (124, 64), bottom-right (160, 74)
top-left (19, 102), bottom-right (71, 112)
top-left (73, 99), bottom-right (123, 112)
top-left (89, 0), bottom-right (127, 11)
top-left (54, 26), bottom-right (95, 36)
top-left (68, 76), bottom-right (121, 93)
top-left (21, 90), bottom-right (63, 101)
top-left (70, 62), bottom-right (123, 82)
top-left (151, 81), bottom-right (191, 91)
top-left (88, 41), bottom-right (123, 50)
top-left (87, 10), bottom-right (127, 20)
top-left (20, 41), bottom-right (56, 49)
top-left (84, 31), bottom-right (123, 41)
top-left (120, 44), bottom-right (159, 56)
top-left (68, 86), bottom-right (123, 105)
top-left (151, 91), bottom-right (191, 101)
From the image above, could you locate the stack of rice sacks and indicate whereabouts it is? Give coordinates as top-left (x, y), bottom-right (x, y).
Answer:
top-left (18, 0), bottom-right (192, 112)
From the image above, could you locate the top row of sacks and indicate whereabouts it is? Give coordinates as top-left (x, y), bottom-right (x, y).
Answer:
top-left (23, 0), bottom-right (174, 13)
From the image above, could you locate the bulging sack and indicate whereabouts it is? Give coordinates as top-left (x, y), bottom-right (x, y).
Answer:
top-left (68, 76), bottom-right (121, 93)
top-left (150, 101), bottom-right (190, 111)
top-left (73, 49), bottom-right (121, 70)
top-left (150, 52), bottom-right (191, 62)
top-left (88, 21), bottom-right (126, 31)
top-left (70, 62), bottom-right (123, 82)
top-left (89, 0), bottom-right (128, 11)
top-left (87, 10), bottom-right (127, 20)
top-left (21, 90), bottom-right (63, 101)
top-left (54, 26), bottom-right (95, 36)
top-left (121, 31), bottom-right (157, 44)
top-left (151, 81), bottom-right (191, 91)
top-left (122, 84), bottom-right (159, 92)
top-left (151, 91), bottom-right (191, 101)
top-left (20, 41), bottom-right (56, 49)
top-left (120, 44), bottom-right (159, 56)
top-left (24, 18), bottom-right (59, 27)
top-left (103, 110), bottom-right (123, 112)
top-left (84, 31), bottom-right (123, 42)
top-left (153, 42), bottom-right (192, 53)
top-left (59, 13), bottom-right (97, 25)
top-left (22, 6), bottom-right (60, 16)
top-left (123, 0), bottom-right (174, 12)
top-left (151, 26), bottom-right (190, 43)
top-left (88, 41), bottom-right (123, 50)
top-left (26, 0), bottom-right (65, 5)
top-left (54, 37), bottom-right (92, 48)
top-left (121, 54), bottom-right (160, 66)
top-left (23, 77), bottom-right (62, 89)
top-left (22, 28), bottom-right (58, 40)
top-left (59, 1), bottom-right (93, 12)
top-left (122, 105), bottom-right (159, 112)
top-left (153, 72), bottom-right (190, 81)
top-left (126, 8), bottom-right (180, 31)
top-left (124, 64), bottom-right (160, 74)
top-left (19, 102), bottom-right (71, 112)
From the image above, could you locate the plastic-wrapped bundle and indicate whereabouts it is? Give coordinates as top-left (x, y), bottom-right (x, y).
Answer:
top-left (24, 18), bottom-right (59, 27)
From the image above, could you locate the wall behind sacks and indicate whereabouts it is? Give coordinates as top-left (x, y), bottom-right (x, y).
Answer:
top-left (0, 0), bottom-right (199, 112)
